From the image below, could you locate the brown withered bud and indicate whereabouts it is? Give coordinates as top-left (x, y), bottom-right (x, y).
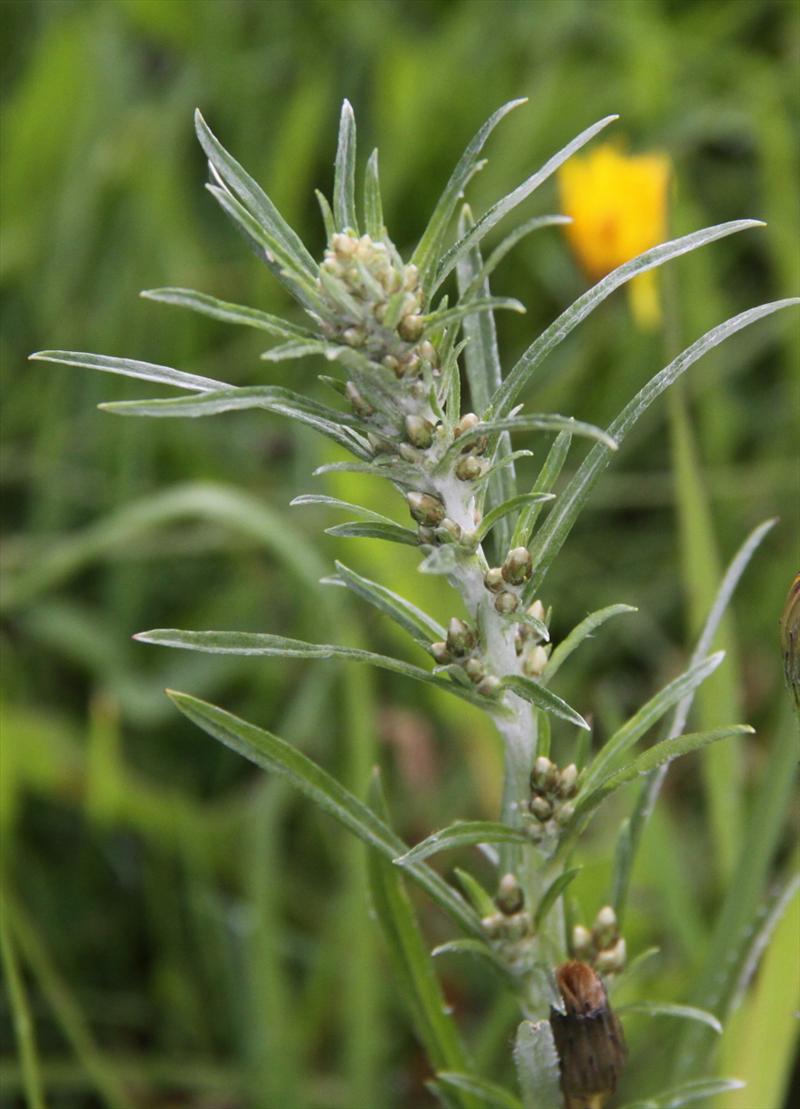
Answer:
top-left (549, 961), bottom-right (627, 1109)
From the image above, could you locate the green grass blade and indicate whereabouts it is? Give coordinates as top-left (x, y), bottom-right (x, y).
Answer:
top-left (165, 691), bottom-right (482, 937)
top-left (0, 898), bottom-right (46, 1109)
top-left (434, 114), bottom-right (618, 291)
top-left (490, 220), bottom-right (764, 419)
top-left (524, 299), bottom-right (800, 597)
top-left (367, 773), bottom-right (472, 1095)
top-left (394, 821), bottom-right (530, 866)
top-left (411, 98), bottom-right (528, 287)
top-left (140, 287), bottom-right (315, 338)
top-left (435, 1072), bottom-right (522, 1109)
top-left (333, 99), bottom-right (358, 233)
top-left (29, 350), bottom-right (226, 392)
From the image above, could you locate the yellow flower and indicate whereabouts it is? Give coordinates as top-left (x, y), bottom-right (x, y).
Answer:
top-left (558, 143), bottom-right (671, 330)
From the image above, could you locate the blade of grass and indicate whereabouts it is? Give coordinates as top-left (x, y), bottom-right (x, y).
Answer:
top-left (0, 896), bottom-right (46, 1109)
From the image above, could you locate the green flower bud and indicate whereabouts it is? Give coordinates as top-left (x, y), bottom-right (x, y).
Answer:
top-left (531, 756), bottom-right (556, 791)
top-left (382, 354), bottom-right (400, 373)
top-left (529, 796), bottom-right (553, 822)
top-left (557, 763), bottom-right (579, 798)
top-left (404, 414), bottom-right (434, 449)
top-left (502, 546), bottom-right (533, 584)
top-left (477, 675), bottom-right (502, 698)
top-left (505, 910), bottom-right (533, 941)
top-left (343, 326), bottom-right (366, 347)
top-left (454, 413), bottom-right (480, 438)
top-left (345, 381), bottom-right (374, 417)
top-left (398, 313), bottom-right (424, 341)
top-left (481, 912), bottom-right (505, 939)
top-left (455, 454), bottom-right (485, 481)
top-left (495, 590), bottom-right (520, 614)
top-left (496, 873), bottom-right (525, 916)
top-left (595, 938), bottom-right (627, 975)
top-left (522, 645), bottom-right (549, 677)
top-left (430, 642), bottom-right (450, 665)
top-left (527, 599), bottom-right (546, 623)
top-left (464, 658), bottom-right (485, 683)
top-left (593, 905), bottom-right (618, 950)
top-left (407, 491), bottom-right (445, 526)
top-left (555, 801), bottom-right (575, 826)
top-left (446, 617), bottom-right (475, 656)
top-left (435, 517), bottom-right (462, 543)
top-left (572, 924), bottom-right (594, 958)
top-left (483, 567), bottom-right (505, 593)
top-left (418, 339), bottom-right (438, 366)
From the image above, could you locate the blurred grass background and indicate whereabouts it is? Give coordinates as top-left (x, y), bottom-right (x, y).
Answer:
top-left (1, 1), bottom-right (798, 1106)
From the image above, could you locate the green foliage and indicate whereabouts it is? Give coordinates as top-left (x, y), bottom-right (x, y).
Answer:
top-left (4, 3), bottom-right (798, 1107)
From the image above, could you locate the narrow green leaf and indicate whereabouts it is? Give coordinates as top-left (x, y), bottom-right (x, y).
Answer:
top-left (455, 203), bottom-right (517, 557)
top-left (524, 299), bottom-right (799, 597)
top-left (510, 431), bottom-right (572, 549)
top-left (315, 189), bottom-right (335, 240)
top-left (327, 561), bottom-right (445, 645)
top-left (437, 414), bottom-right (616, 471)
top-left (575, 726), bottom-right (754, 817)
top-left (503, 674), bottom-right (589, 731)
top-left (260, 339), bottom-right (331, 361)
top-left (367, 773), bottom-right (471, 1087)
top-left (99, 386), bottom-right (372, 458)
top-left (325, 521), bottom-right (420, 546)
top-left (431, 939), bottom-right (510, 978)
top-left (140, 287), bottom-right (314, 339)
top-left (473, 492), bottom-right (555, 543)
top-left (544, 605), bottom-right (637, 683)
top-left (618, 1078), bottom-right (744, 1109)
top-left (616, 1002), bottom-right (722, 1035)
top-left (434, 114), bottom-right (618, 291)
top-left (364, 148), bottom-right (384, 238)
top-left (421, 295), bottom-right (526, 338)
top-left (205, 184), bottom-right (321, 310)
top-left (0, 898), bottom-right (46, 1109)
top-left (462, 215), bottom-right (571, 303)
top-left (513, 1020), bottom-right (562, 1109)
top-left (194, 108), bottom-right (317, 278)
top-left (138, 629), bottom-right (496, 711)
top-left (534, 867), bottom-right (581, 930)
top-left (29, 350), bottom-right (225, 393)
top-left (395, 821), bottom-right (530, 866)
top-left (412, 98), bottom-right (528, 287)
top-left (291, 494), bottom-right (403, 528)
top-left (165, 691), bottom-right (482, 936)
top-left (492, 221), bottom-right (766, 419)
top-left (435, 1073), bottom-right (523, 1109)
top-left (333, 100), bottom-right (358, 234)
top-left (454, 869), bottom-right (496, 918)
top-left (582, 652), bottom-right (725, 791)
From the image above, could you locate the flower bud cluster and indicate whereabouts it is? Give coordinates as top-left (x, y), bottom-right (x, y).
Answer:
top-left (319, 233), bottom-right (436, 384)
top-left (571, 905), bottom-right (627, 975)
top-left (453, 412), bottom-right (489, 482)
top-left (483, 547), bottom-right (534, 615)
top-left (525, 755), bottom-right (579, 841)
top-left (406, 491), bottom-right (463, 547)
top-left (481, 873), bottom-right (534, 948)
top-left (430, 618), bottom-right (501, 699)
